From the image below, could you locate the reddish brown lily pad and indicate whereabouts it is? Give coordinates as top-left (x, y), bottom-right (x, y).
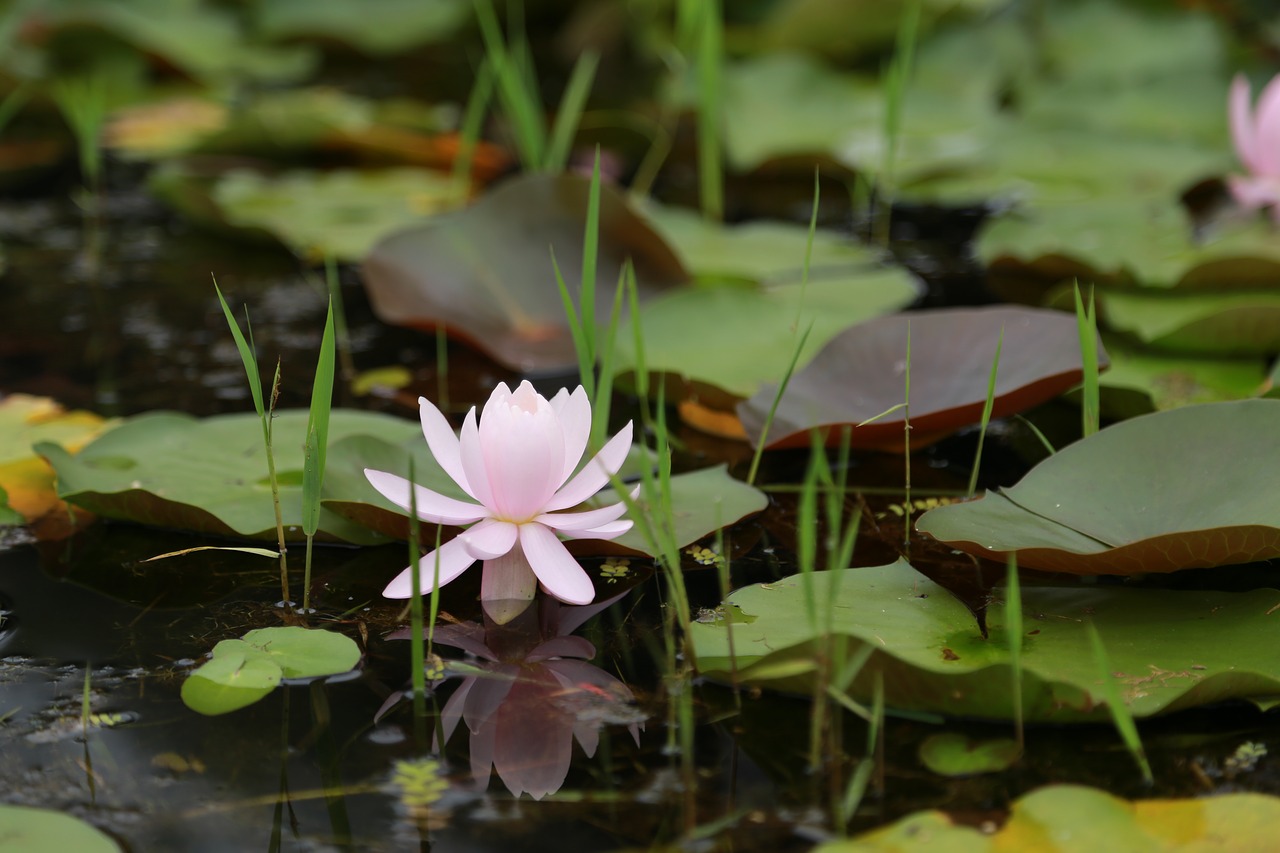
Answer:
top-left (360, 173), bottom-right (688, 373)
top-left (737, 306), bottom-right (1108, 451)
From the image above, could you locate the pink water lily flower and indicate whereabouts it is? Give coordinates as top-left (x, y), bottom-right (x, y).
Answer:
top-left (364, 381), bottom-right (633, 608)
top-left (1228, 73), bottom-right (1280, 220)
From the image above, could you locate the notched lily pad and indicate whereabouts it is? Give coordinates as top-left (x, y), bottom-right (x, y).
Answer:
top-left (361, 173), bottom-right (688, 373)
top-left (38, 409), bottom-right (422, 544)
top-left (739, 306), bottom-right (1107, 450)
top-left (917, 399), bottom-right (1280, 574)
top-left (182, 626), bottom-right (362, 715)
top-left (691, 560), bottom-right (1280, 722)
top-left (918, 733), bottom-right (1020, 777)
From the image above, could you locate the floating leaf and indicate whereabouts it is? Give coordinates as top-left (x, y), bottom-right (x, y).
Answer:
top-left (917, 400), bottom-right (1280, 574)
top-left (0, 394), bottom-right (109, 535)
top-left (0, 804), bottom-right (118, 852)
top-left (181, 626), bottom-right (361, 716)
top-left (1099, 337), bottom-right (1266, 419)
top-left (917, 733), bottom-right (1020, 777)
top-left (255, 0), bottom-right (469, 55)
top-left (691, 560), bottom-right (1280, 722)
top-left (213, 167), bottom-right (466, 262)
top-left (38, 409), bottom-right (423, 544)
top-left (613, 207), bottom-right (918, 401)
top-left (361, 173), bottom-right (687, 372)
top-left (737, 306), bottom-right (1106, 450)
top-left (818, 785), bottom-right (1280, 852)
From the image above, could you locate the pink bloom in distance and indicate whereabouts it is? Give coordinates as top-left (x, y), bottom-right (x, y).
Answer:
top-left (364, 381), bottom-right (633, 610)
top-left (1228, 73), bottom-right (1280, 221)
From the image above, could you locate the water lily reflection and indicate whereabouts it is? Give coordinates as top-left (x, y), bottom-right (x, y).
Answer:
top-left (386, 595), bottom-right (644, 800)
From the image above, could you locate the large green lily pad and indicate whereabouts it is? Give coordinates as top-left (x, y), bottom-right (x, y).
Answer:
top-left (1098, 337), bottom-right (1267, 419)
top-left (254, 0), bottom-right (468, 55)
top-left (360, 173), bottom-right (688, 373)
top-left (38, 409), bottom-right (423, 544)
top-left (818, 785), bottom-right (1280, 852)
top-left (916, 400), bottom-right (1280, 574)
top-left (737, 306), bottom-right (1106, 450)
top-left (182, 626), bottom-right (361, 715)
top-left (691, 560), bottom-right (1280, 722)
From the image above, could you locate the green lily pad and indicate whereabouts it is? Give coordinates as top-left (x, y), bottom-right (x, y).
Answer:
top-left (916, 400), bottom-right (1280, 574)
top-left (1099, 288), bottom-right (1280, 357)
top-left (980, 202), bottom-right (1280, 292)
top-left (361, 173), bottom-right (688, 373)
top-left (0, 804), bottom-right (119, 852)
top-left (255, 0), bottom-right (468, 54)
top-left (817, 785), bottom-right (1280, 852)
top-left (917, 733), bottom-right (1020, 777)
top-left (691, 560), bottom-right (1280, 722)
top-left (37, 409), bottom-right (423, 544)
top-left (737, 306), bottom-right (1106, 450)
top-left (1, 0), bottom-right (314, 85)
top-left (182, 626), bottom-right (361, 715)
top-left (213, 167), bottom-right (466, 262)
top-left (1098, 337), bottom-right (1267, 419)
top-left (615, 207), bottom-right (918, 399)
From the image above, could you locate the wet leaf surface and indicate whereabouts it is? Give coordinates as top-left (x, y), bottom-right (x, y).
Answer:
top-left (691, 560), bottom-right (1280, 722)
top-left (819, 784), bottom-right (1280, 852)
top-left (737, 306), bottom-right (1106, 450)
top-left (0, 804), bottom-right (119, 852)
top-left (38, 409), bottom-right (423, 544)
top-left (917, 733), bottom-right (1020, 777)
top-left (917, 400), bottom-right (1280, 574)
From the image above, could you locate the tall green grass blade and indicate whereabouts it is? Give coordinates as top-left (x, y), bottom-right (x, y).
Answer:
top-left (323, 255), bottom-right (355, 385)
top-left (1005, 553), bottom-right (1025, 753)
top-left (876, 0), bottom-right (922, 244)
top-left (902, 321), bottom-right (912, 551)
top-left (214, 280), bottom-right (290, 604)
top-left (746, 323), bottom-right (812, 486)
top-left (51, 76), bottom-right (108, 188)
top-left (796, 167), bottom-right (821, 327)
top-left (967, 326), bottom-right (1005, 497)
top-left (1086, 621), bottom-right (1153, 784)
top-left (593, 262), bottom-right (629, 450)
top-left (301, 299), bottom-right (337, 612)
top-left (406, 457), bottom-right (427, 746)
top-left (452, 58), bottom-right (496, 193)
top-left (695, 0), bottom-right (724, 220)
top-left (581, 149), bottom-right (602, 371)
top-left (1074, 281), bottom-right (1101, 438)
top-left (544, 52), bottom-right (600, 172)
top-left (474, 0), bottom-right (545, 169)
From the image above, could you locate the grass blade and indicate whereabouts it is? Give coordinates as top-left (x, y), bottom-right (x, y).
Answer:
top-left (301, 298), bottom-right (337, 612)
top-left (544, 51), bottom-right (600, 172)
top-left (1005, 552), bottom-right (1024, 753)
top-left (695, 0), bottom-right (724, 220)
top-left (967, 326), bottom-right (1005, 496)
top-left (1086, 621), bottom-right (1153, 784)
top-left (1074, 281), bottom-right (1101, 438)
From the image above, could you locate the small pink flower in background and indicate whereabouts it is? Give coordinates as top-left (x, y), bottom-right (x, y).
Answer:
top-left (364, 381), bottom-right (633, 613)
top-left (1228, 73), bottom-right (1280, 221)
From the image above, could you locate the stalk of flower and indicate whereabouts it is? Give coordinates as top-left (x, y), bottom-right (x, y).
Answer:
top-left (1228, 73), bottom-right (1280, 221)
top-left (365, 381), bottom-right (634, 620)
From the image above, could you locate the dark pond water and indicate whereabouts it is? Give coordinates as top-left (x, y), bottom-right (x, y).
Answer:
top-left (3, 84), bottom-right (1280, 853)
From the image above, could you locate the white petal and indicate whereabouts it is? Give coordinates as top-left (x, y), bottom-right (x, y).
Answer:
top-left (364, 469), bottom-right (488, 525)
top-left (536, 500), bottom-right (629, 531)
top-left (542, 421), bottom-right (633, 511)
top-left (418, 396), bottom-right (473, 496)
top-left (458, 406), bottom-right (497, 510)
top-left (382, 536), bottom-right (477, 598)
top-left (1231, 74), bottom-right (1261, 174)
top-left (519, 523), bottom-right (595, 605)
top-left (480, 550), bottom-right (539, 622)
top-left (461, 519), bottom-right (519, 559)
top-left (550, 386), bottom-right (592, 485)
top-left (479, 386), bottom-right (565, 519)
top-left (559, 519), bottom-right (633, 540)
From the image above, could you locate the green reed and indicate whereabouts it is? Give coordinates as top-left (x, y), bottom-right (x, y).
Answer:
top-left (301, 299), bottom-right (336, 613)
top-left (968, 327), bottom-right (1005, 496)
top-left (1087, 621), bottom-right (1153, 784)
top-left (1074, 281), bottom-right (1101, 438)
